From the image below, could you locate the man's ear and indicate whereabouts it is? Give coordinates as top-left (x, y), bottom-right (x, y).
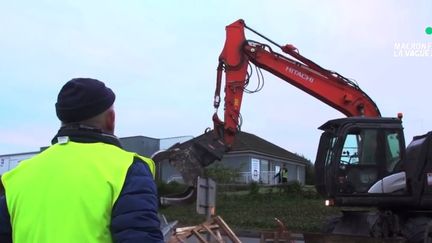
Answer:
top-left (105, 108), bottom-right (115, 134)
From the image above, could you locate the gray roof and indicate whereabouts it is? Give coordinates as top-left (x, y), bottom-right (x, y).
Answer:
top-left (230, 131), bottom-right (309, 165)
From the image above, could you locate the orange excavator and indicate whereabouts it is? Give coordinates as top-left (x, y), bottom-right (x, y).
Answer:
top-left (156, 19), bottom-right (432, 242)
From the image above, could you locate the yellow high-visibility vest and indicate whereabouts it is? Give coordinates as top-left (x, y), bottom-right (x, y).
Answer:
top-left (1, 141), bottom-right (155, 243)
top-left (281, 168), bottom-right (288, 179)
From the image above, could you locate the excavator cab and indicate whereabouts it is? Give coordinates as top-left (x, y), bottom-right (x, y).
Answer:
top-left (314, 117), bottom-right (432, 240)
top-left (314, 117), bottom-right (410, 207)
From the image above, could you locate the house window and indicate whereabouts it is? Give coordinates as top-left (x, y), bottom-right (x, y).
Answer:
top-left (261, 160), bottom-right (269, 171)
top-left (297, 166), bottom-right (300, 182)
top-left (260, 160), bottom-right (270, 184)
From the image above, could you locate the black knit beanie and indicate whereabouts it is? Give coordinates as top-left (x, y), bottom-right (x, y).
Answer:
top-left (55, 78), bottom-right (116, 123)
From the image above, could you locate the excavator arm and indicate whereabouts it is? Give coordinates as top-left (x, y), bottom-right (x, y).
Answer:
top-left (213, 19), bottom-right (381, 148)
top-left (154, 19), bottom-right (381, 205)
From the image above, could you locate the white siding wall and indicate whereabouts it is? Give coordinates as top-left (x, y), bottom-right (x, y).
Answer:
top-left (0, 152), bottom-right (38, 175)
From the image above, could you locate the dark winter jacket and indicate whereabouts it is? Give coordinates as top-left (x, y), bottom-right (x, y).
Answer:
top-left (0, 125), bottom-right (163, 243)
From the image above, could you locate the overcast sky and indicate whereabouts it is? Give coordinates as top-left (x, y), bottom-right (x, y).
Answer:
top-left (0, 0), bottom-right (431, 161)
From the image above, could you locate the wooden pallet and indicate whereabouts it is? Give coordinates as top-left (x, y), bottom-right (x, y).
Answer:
top-left (168, 215), bottom-right (241, 243)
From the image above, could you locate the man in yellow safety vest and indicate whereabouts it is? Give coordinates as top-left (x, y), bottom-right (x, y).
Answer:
top-left (0, 78), bottom-right (163, 243)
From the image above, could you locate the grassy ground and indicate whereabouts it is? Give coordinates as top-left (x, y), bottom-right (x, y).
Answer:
top-left (159, 186), bottom-right (340, 233)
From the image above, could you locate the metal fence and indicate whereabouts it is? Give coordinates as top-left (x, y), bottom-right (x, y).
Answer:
top-left (237, 171), bottom-right (279, 184)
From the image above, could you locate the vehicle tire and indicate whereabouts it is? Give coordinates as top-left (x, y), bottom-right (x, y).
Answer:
top-left (402, 216), bottom-right (431, 243)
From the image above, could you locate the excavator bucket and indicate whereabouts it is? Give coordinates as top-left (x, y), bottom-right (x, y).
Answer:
top-left (153, 131), bottom-right (226, 186)
top-left (152, 131), bottom-right (227, 205)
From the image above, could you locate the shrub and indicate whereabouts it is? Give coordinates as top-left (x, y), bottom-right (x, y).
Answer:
top-left (205, 163), bottom-right (241, 184)
top-left (157, 180), bottom-right (188, 196)
top-left (218, 184), bottom-right (249, 192)
top-left (302, 185), bottom-right (321, 199)
top-left (249, 182), bottom-right (260, 195)
top-left (283, 181), bottom-right (303, 195)
top-left (271, 183), bottom-right (303, 197)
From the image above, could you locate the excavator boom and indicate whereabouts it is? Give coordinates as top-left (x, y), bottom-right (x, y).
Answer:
top-left (213, 19), bottom-right (381, 148)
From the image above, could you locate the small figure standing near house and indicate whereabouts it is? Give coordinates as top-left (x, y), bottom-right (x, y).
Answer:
top-left (274, 165), bottom-right (289, 184)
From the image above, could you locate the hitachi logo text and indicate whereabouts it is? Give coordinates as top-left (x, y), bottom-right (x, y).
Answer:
top-left (286, 67), bottom-right (314, 83)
